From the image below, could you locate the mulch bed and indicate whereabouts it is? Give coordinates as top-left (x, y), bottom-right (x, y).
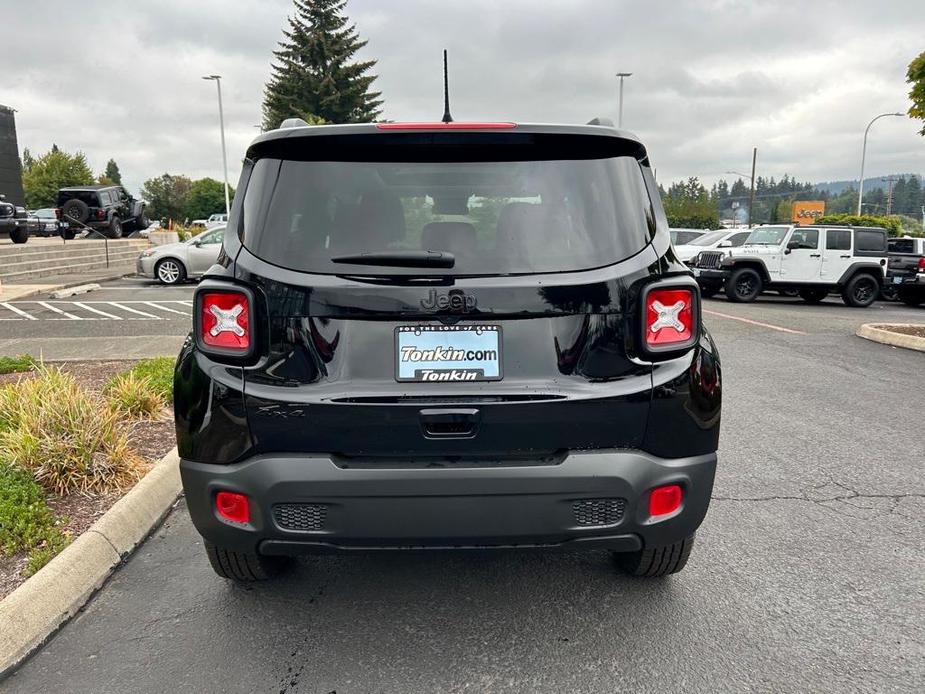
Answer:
top-left (875, 324), bottom-right (925, 338)
top-left (0, 360), bottom-right (176, 600)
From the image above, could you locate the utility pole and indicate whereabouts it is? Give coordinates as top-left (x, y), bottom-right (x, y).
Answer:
top-left (616, 72), bottom-right (632, 128)
top-left (881, 176), bottom-right (898, 216)
top-left (747, 147), bottom-right (757, 228)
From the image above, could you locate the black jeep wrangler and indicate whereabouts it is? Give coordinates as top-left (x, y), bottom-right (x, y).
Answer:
top-left (175, 119), bottom-right (722, 582)
top-left (57, 185), bottom-right (148, 239)
top-left (0, 194), bottom-right (39, 244)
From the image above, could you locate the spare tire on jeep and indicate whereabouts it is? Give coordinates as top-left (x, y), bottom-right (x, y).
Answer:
top-left (61, 199), bottom-right (90, 224)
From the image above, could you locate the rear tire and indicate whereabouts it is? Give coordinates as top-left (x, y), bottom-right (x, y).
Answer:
top-left (9, 226), bottom-right (29, 244)
top-left (898, 287), bottom-right (923, 307)
top-left (104, 216), bottom-right (123, 239)
top-left (799, 288), bottom-right (828, 304)
top-left (615, 535), bottom-right (695, 577)
top-left (724, 267), bottom-right (762, 302)
top-left (841, 273), bottom-right (879, 308)
top-left (60, 227), bottom-right (76, 240)
top-left (204, 541), bottom-right (291, 582)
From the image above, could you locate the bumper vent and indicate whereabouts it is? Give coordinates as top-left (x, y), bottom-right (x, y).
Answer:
top-left (273, 503), bottom-right (327, 531)
top-left (572, 498), bottom-right (626, 527)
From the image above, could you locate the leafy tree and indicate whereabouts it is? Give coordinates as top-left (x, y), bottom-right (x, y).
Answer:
top-left (104, 159), bottom-right (122, 185)
top-left (262, 0), bottom-right (383, 129)
top-left (21, 147), bottom-right (94, 209)
top-left (140, 174), bottom-right (193, 222)
top-left (185, 177), bottom-right (233, 220)
top-left (908, 51), bottom-right (925, 136)
top-left (21, 148), bottom-right (35, 173)
top-left (661, 177), bottom-right (720, 229)
top-left (814, 213), bottom-right (902, 236)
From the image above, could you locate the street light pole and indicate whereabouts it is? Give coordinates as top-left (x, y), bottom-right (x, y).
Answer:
top-left (747, 147), bottom-right (757, 228)
top-left (202, 75), bottom-right (231, 216)
top-left (856, 112), bottom-right (904, 215)
top-left (616, 72), bottom-right (632, 128)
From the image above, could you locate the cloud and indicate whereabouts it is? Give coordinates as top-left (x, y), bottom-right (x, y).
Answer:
top-left (1, 0), bottom-right (922, 196)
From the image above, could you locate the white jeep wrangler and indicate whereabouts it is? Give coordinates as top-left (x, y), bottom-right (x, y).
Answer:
top-left (690, 224), bottom-right (889, 307)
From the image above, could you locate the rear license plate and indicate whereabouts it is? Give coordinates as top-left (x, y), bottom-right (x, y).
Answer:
top-left (396, 325), bottom-right (502, 382)
top-left (692, 268), bottom-right (701, 277)
top-left (893, 276), bottom-right (902, 284)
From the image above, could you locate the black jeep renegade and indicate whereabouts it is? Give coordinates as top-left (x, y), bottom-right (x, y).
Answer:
top-left (174, 120), bottom-right (722, 582)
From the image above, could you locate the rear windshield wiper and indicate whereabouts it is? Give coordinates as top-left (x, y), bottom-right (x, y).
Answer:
top-left (331, 250), bottom-right (455, 269)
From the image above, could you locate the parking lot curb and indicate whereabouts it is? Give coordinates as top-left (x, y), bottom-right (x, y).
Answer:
top-left (857, 323), bottom-right (925, 352)
top-left (0, 270), bottom-right (134, 302)
top-left (0, 448), bottom-right (181, 678)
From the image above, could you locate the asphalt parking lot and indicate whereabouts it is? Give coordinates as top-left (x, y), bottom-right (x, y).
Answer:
top-left (3, 284), bottom-right (924, 692)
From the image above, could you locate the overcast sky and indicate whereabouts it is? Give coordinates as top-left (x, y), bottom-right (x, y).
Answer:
top-left (2, 0), bottom-right (923, 196)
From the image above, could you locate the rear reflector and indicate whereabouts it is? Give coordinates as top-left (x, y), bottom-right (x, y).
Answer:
top-left (649, 484), bottom-right (683, 517)
top-left (201, 291), bottom-right (250, 351)
top-left (216, 491), bottom-right (250, 524)
top-left (645, 287), bottom-right (695, 348)
top-left (376, 122), bottom-right (516, 130)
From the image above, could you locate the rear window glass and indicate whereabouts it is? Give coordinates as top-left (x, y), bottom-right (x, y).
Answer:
top-left (854, 229), bottom-right (886, 253)
top-left (241, 156), bottom-right (655, 275)
top-left (888, 239), bottom-right (914, 253)
top-left (57, 190), bottom-right (100, 206)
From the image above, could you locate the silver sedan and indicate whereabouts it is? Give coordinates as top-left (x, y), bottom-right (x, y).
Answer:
top-left (136, 226), bottom-right (226, 285)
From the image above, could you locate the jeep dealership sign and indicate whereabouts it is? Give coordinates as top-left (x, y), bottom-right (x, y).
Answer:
top-left (791, 201), bottom-right (825, 225)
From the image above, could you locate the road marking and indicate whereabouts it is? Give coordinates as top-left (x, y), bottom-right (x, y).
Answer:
top-left (37, 301), bottom-right (83, 320)
top-left (703, 309), bottom-right (808, 335)
top-left (177, 300), bottom-right (193, 307)
top-left (107, 302), bottom-right (162, 319)
top-left (1, 303), bottom-right (37, 320)
top-left (144, 301), bottom-right (189, 316)
top-left (71, 302), bottom-right (123, 320)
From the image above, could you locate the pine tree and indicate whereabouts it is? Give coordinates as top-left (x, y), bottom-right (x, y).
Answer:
top-left (104, 159), bottom-right (122, 185)
top-left (262, 0), bottom-right (383, 129)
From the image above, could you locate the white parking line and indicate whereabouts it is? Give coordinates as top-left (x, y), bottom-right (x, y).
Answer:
top-left (71, 302), bottom-right (123, 320)
top-left (177, 301), bottom-right (193, 307)
top-left (0, 303), bottom-right (37, 320)
top-left (107, 302), bottom-right (162, 319)
top-left (37, 301), bottom-right (83, 320)
top-left (703, 309), bottom-right (807, 335)
top-left (144, 301), bottom-right (189, 316)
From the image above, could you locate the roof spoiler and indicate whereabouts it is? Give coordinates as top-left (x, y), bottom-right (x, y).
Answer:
top-left (280, 117), bottom-right (309, 129)
top-left (587, 117), bottom-right (615, 127)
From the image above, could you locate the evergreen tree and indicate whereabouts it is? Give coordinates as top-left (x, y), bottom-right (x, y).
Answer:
top-left (262, 0), bottom-right (383, 129)
top-left (104, 159), bottom-right (122, 185)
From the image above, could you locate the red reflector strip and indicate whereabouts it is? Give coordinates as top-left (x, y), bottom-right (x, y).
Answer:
top-left (216, 491), bottom-right (250, 524)
top-left (646, 288), bottom-right (694, 346)
top-left (201, 292), bottom-right (250, 351)
top-left (649, 484), bottom-right (683, 517)
top-left (376, 122), bottom-right (516, 130)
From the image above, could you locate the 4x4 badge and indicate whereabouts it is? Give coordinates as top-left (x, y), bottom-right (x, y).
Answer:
top-left (421, 289), bottom-right (476, 313)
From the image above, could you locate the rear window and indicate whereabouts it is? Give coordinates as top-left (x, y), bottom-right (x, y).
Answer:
top-left (854, 228), bottom-right (887, 254)
top-left (240, 154), bottom-right (656, 275)
top-left (57, 190), bottom-right (100, 206)
top-left (888, 238), bottom-right (915, 253)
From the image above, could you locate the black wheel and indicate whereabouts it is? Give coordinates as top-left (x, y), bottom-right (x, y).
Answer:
top-left (155, 258), bottom-right (187, 285)
top-left (204, 541), bottom-right (291, 582)
top-left (9, 226), bottom-right (29, 244)
top-left (699, 283), bottom-right (720, 298)
top-left (724, 267), bottom-right (762, 302)
top-left (104, 216), bottom-right (123, 239)
top-left (879, 285), bottom-right (899, 302)
top-left (898, 287), bottom-right (923, 307)
top-left (60, 199), bottom-right (90, 224)
top-left (60, 227), bottom-right (76, 240)
top-left (841, 273), bottom-right (879, 308)
top-left (778, 289), bottom-right (800, 297)
top-left (614, 535), bottom-right (695, 578)
top-left (799, 288), bottom-right (828, 304)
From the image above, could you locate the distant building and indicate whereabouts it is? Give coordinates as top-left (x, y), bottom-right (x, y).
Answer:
top-left (0, 105), bottom-right (25, 207)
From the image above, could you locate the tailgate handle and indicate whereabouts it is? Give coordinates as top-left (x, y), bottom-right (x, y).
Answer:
top-left (419, 408), bottom-right (480, 439)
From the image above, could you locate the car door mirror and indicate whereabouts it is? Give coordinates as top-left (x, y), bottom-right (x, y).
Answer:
top-left (717, 240), bottom-right (732, 248)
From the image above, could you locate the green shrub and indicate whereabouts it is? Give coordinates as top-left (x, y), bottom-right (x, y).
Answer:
top-left (105, 372), bottom-right (163, 419)
top-left (0, 463), bottom-right (69, 572)
top-left (814, 213), bottom-right (903, 236)
top-left (110, 357), bottom-right (174, 404)
top-left (0, 366), bottom-right (142, 495)
top-left (0, 355), bottom-right (37, 375)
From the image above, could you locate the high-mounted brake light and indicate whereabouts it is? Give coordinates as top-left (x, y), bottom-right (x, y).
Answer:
top-left (215, 491), bottom-right (250, 524)
top-left (644, 287), bottom-right (696, 351)
top-left (375, 122), bottom-right (516, 130)
top-left (201, 291), bottom-right (250, 351)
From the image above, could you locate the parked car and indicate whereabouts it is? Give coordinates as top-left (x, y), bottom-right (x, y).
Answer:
top-left (884, 236), bottom-right (925, 305)
top-left (690, 224), bottom-right (888, 306)
top-left (57, 185), bottom-right (149, 239)
top-left (674, 229), bottom-right (752, 263)
top-left (31, 207), bottom-right (68, 237)
top-left (669, 228), bottom-right (707, 246)
top-left (136, 225), bottom-right (226, 284)
top-left (207, 213), bottom-right (228, 227)
top-left (0, 194), bottom-right (39, 243)
top-left (175, 119), bottom-right (721, 583)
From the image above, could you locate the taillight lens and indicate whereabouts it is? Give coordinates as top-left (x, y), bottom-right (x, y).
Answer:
top-left (96, 208), bottom-right (105, 219)
top-left (649, 484), bottom-right (683, 517)
top-left (918, 258), bottom-right (925, 271)
top-left (215, 491), bottom-right (250, 524)
top-left (645, 287), bottom-right (695, 348)
top-left (201, 291), bottom-right (249, 351)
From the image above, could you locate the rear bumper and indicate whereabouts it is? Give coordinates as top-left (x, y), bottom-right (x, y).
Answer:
top-left (180, 450), bottom-right (717, 555)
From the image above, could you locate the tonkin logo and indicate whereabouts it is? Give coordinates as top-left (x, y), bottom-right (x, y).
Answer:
top-left (420, 288), bottom-right (477, 313)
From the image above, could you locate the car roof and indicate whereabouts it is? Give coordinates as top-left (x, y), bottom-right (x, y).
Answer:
top-left (59, 185), bottom-right (120, 191)
top-left (246, 121), bottom-right (646, 160)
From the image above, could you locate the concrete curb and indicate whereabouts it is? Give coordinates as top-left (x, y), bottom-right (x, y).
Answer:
top-left (0, 270), bottom-right (134, 302)
top-left (0, 448), bottom-right (181, 677)
top-left (857, 323), bottom-right (925, 352)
